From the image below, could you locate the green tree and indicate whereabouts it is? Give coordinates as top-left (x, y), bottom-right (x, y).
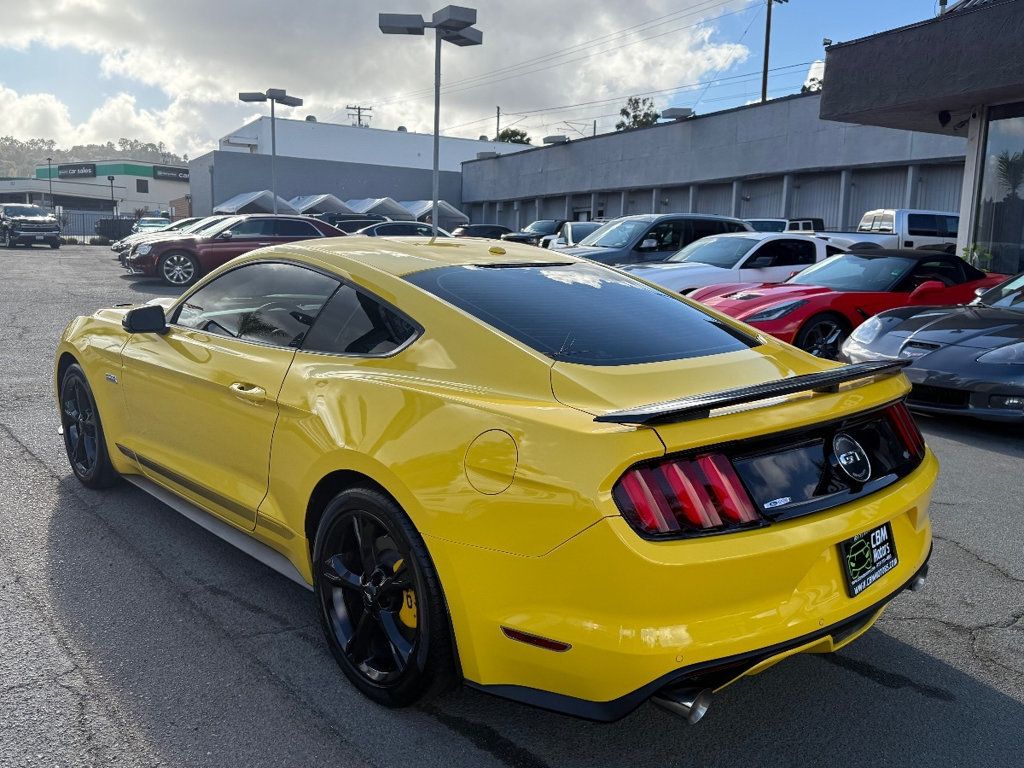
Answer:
top-left (0, 136), bottom-right (186, 177)
top-left (496, 127), bottom-right (531, 144)
top-left (615, 96), bottom-right (659, 131)
top-left (996, 149), bottom-right (1024, 199)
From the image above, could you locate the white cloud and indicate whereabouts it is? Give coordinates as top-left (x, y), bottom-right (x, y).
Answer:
top-left (0, 0), bottom-right (755, 153)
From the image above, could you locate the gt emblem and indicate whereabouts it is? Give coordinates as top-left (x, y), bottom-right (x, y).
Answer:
top-left (833, 433), bottom-right (872, 483)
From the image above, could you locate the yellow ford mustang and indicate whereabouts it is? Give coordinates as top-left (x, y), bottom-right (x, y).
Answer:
top-left (55, 237), bottom-right (934, 723)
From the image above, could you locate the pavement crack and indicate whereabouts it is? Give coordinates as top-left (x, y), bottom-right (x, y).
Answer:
top-left (932, 533), bottom-right (1024, 584)
top-left (818, 653), bottom-right (956, 702)
top-left (422, 704), bottom-right (553, 768)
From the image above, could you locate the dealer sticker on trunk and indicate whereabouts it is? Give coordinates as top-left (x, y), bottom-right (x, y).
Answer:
top-left (839, 522), bottom-right (899, 597)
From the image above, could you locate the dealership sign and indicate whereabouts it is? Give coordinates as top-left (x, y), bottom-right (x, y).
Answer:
top-left (57, 163), bottom-right (97, 179)
top-left (153, 165), bottom-right (189, 182)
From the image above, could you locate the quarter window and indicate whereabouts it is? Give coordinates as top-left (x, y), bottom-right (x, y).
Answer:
top-left (302, 284), bottom-right (418, 356)
top-left (174, 262), bottom-right (339, 348)
top-left (273, 219), bottom-right (321, 237)
top-left (224, 219), bottom-right (274, 237)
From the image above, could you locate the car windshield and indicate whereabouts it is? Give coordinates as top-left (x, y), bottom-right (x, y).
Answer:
top-left (567, 222), bottom-right (601, 239)
top-left (524, 220), bottom-right (560, 235)
top-left (976, 273), bottom-right (1024, 311)
top-left (4, 205), bottom-right (50, 217)
top-left (406, 262), bottom-right (757, 366)
top-left (668, 236), bottom-right (759, 267)
top-left (747, 220), bottom-right (785, 232)
top-left (578, 219), bottom-right (649, 248)
top-left (788, 254), bottom-right (914, 291)
top-left (182, 217), bottom-right (223, 233)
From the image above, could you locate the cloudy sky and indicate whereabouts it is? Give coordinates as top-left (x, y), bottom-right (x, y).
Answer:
top-left (0, 0), bottom-right (938, 157)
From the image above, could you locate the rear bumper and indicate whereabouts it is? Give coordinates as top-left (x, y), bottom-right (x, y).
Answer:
top-left (430, 451), bottom-right (937, 720)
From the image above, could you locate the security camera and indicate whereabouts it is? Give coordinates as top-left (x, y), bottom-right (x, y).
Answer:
top-left (938, 110), bottom-right (951, 127)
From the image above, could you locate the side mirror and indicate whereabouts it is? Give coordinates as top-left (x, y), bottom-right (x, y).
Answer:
top-left (908, 280), bottom-right (946, 304)
top-left (974, 286), bottom-right (989, 297)
top-left (638, 237), bottom-right (658, 251)
top-left (219, 230), bottom-right (234, 240)
top-left (122, 304), bottom-right (168, 335)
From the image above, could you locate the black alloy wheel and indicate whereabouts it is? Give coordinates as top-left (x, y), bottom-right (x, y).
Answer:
top-left (314, 487), bottom-right (456, 707)
top-left (59, 364), bottom-right (118, 488)
top-left (795, 314), bottom-right (850, 359)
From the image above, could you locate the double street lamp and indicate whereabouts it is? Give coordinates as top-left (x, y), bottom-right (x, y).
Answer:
top-left (379, 6), bottom-right (482, 241)
top-left (46, 157), bottom-right (54, 211)
top-left (238, 88), bottom-right (304, 214)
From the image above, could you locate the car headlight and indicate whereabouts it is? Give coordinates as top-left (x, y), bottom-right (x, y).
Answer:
top-left (136, 244), bottom-right (152, 256)
top-left (849, 316), bottom-right (884, 345)
top-left (977, 342), bottom-right (1024, 365)
top-left (744, 300), bottom-right (807, 323)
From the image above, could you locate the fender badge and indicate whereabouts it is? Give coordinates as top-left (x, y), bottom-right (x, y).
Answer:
top-left (105, 373), bottom-right (118, 384)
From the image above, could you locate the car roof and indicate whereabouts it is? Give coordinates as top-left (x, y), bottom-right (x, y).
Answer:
top-left (295, 235), bottom-right (584, 278)
top-left (615, 213), bottom-right (745, 223)
top-left (701, 231), bottom-right (819, 242)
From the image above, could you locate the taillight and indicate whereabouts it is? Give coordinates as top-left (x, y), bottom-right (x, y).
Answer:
top-left (613, 453), bottom-right (762, 536)
top-left (887, 402), bottom-right (926, 460)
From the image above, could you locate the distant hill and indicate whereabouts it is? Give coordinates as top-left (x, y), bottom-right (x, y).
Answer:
top-left (0, 137), bottom-right (187, 177)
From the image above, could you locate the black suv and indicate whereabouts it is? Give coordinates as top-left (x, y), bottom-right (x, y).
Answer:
top-left (501, 219), bottom-right (568, 246)
top-left (1, 204), bottom-right (61, 249)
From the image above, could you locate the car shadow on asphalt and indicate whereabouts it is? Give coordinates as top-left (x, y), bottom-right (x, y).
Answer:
top-left (117, 274), bottom-right (184, 299)
top-left (44, 477), bottom-right (1024, 768)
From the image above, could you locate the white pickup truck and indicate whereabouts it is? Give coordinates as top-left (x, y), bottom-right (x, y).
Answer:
top-left (817, 209), bottom-right (959, 252)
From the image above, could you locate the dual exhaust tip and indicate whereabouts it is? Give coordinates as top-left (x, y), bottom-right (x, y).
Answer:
top-left (651, 687), bottom-right (714, 725)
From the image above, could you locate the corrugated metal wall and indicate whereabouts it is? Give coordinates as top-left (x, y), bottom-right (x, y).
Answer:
top-left (850, 167), bottom-right (907, 220)
top-left (695, 183), bottom-right (733, 216)
top-left (791, 173), bottom-right (842, 228)
top-left (917, 164), bottom-right (964, 212)
top-left (740, 178), bottom-right (784, 218)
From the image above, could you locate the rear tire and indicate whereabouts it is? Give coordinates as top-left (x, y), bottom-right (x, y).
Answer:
top-left (794, 313), bottom-right (851, 359)
top-left (59, 364), bottom-right (119, 489)
top-left (313, 486), bottom-right (456, 707)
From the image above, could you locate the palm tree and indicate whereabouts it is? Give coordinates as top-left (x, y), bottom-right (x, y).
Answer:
top-left (995, 149), bottom-right (1024, 199)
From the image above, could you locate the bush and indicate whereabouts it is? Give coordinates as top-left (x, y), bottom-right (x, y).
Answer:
top-left (89, 236), bottom-right (111, 246)
top-left (60, 237), bottom-right (79, 245)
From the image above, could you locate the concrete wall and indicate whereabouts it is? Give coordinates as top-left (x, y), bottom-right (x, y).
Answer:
top-left (220, 117), bottom-right (529, 172)
top-left (190, 151), bottom-right (462, 216)
top-left (462, 94), bottom-right (968, 229)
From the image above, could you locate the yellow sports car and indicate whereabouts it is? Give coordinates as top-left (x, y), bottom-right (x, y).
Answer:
top-left (55, 237), bottom-right (935, 723)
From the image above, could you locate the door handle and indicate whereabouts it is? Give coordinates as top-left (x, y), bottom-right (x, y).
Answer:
top-left (257, 242), bottom-right (271, 246)
top-left (229, 382), bottom-right (266, 403)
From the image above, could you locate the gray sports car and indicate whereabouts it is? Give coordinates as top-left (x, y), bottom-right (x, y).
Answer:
top-left (841, 272), bottom-right (1024, 423)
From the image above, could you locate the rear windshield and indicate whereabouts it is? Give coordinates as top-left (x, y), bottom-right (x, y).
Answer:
top-left (406, 262), bottom-right (757, 366)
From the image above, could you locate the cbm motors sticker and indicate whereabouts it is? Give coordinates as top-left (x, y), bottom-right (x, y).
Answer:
top-left (840, 522), bottom-right (899, 597)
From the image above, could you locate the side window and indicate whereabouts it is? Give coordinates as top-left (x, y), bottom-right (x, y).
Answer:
top-left (302, 284), bottom-right (418, 356)
top-left (638, 221), bottom-right (682, 251)
top-left (378, 224), bottom-right (411, 236)
top-left (896, 259), bottom-right (962, 291)
top-left (825, 245), bottom-right (846, 257)
top-left (940, 215), bottom-right (959, 237)
top-left (721, 221), bottom-right (747, 233)
top-left (686, 219), bottom-right (725, 245)
top-left (756, 239), bottom-right (817, 266)
top-left (225, 219), bottom-right (273, 238)
top-left (413, 224), bottom-right (434, 236)
top-left (273, 219), bottom-right (321, 237)
top-left (878, 212), bottom-right (895, 233)
top-left (857, 214), bottom-right (874, 232)
top-left (175, 262), bottom-right (339, 348)
top-left (907, 214), bottom-right (939, 237)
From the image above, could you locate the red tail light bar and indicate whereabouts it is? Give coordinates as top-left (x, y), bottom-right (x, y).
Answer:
top-left (614, 452), bottom-right (762, 536)
top-left (887, 401), bottom-right (926, 461)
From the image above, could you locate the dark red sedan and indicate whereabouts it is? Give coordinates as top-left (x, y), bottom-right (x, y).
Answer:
top-left (123, 214), bottom-right (344, 286)
top-left (691, 251), bottom-right (1006, 358)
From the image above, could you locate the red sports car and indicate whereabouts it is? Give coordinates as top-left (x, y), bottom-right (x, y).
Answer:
top-left (691, 250), bottom-right (1006, 357)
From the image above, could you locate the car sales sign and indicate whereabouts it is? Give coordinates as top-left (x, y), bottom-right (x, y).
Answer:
top-left (153, 165), bottom-right (189, 182)
top-left (57, 163), bottom-right (97, 179)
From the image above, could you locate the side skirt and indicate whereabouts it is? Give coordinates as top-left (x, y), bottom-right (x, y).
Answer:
top-left (123, 474), bottom-right (312, 591)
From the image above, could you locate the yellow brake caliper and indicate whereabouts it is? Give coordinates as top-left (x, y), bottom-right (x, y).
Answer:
top-left (394, 558), bottom-right (417, 629)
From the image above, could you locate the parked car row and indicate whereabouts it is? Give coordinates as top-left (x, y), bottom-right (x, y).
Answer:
top-left (0, 203), bottom-right (62, 249)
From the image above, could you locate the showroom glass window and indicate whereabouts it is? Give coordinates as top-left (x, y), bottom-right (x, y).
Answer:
top-left (175, 262), bottom-right (339, 348)
top-left (974, 102), bottom-right (1024, 275)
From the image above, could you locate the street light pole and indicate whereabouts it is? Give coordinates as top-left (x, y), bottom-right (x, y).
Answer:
top-left (239, 88), bottom-right (304, 215)
top-left (380, 6), bottom-right (482, 242)
top-left (46, 157), bottom-right (53, 211)
top-left (107, 175), bottom-right (116, 215)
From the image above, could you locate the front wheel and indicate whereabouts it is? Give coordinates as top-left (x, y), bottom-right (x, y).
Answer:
top-left (794, 313), bottom-right (850, 359)
top-left (313, 486), bottom-right (456, 707)
top-left (50, 241), bottom-right (61, 250)
top-left (3, 230), bottom-right (15, 248)
top-left (158, 251), bottom-right (200, 286)
top-left (59, 364), bottom-right (119, 489)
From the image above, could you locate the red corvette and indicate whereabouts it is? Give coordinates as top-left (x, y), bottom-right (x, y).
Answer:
top-left (691, 251), bottom-right (1006, 357)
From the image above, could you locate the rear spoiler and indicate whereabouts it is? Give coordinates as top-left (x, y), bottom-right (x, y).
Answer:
top-left (594, 359), bottom-right (912, 425)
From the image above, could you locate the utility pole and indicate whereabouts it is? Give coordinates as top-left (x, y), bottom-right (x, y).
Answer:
top-left (761, 0), bottom-right (788, 103)
top-left (496, 106), bottom-right (501, 139)
top-left (346, 104), bottom-right (373, 127)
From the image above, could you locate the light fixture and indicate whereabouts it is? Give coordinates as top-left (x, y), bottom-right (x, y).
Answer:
top-left (238, 88), bottom-right (305, 214)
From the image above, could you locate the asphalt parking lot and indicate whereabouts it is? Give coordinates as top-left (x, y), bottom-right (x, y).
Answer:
top-left (1, 244), bottom-right (1022, 768)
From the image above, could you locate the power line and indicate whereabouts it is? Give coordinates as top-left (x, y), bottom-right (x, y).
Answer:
top-left (370, 0), bottom-right (739, 106)
top-left (371, 0), bottom-right (758, 107)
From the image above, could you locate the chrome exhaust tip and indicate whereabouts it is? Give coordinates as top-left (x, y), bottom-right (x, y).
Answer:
top-left (908, 574), bottom-right (927, 592)
top-left (652, 687), bottom-right (714, 724)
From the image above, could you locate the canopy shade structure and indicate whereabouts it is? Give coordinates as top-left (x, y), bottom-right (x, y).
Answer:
top-left (400, 199), bottom-right (470, 227)
top-left (345, 197), bottom-right (415, 221)
top-left (289, 194), bottom-right (355, 214)
top-left (214, 190), bottom-right (299, 215)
